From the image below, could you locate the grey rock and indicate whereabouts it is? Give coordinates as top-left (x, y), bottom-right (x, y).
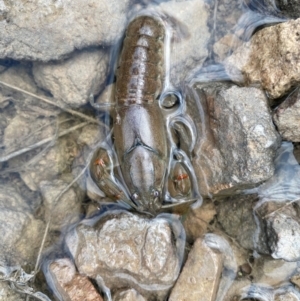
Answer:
top-left (273, 87), bottom-right (300, 142)
top-left (0, 184), bottom-right (44, 266)
top-left (0, 64), bottom-right (58, 118)
top-left (186, 82), bottom-right (280, 197)
top-left (276, 0), bottom-right (300, 18)
top-left (252, 256), bottom-right (297, 286)
top-left (0, 0), bottom-right (133, 61)
top-left (39, 174), bottom-right (84, 231)
top-left (216, 194), bottom-right (269, 254)
top-left (17, 133), bottom-right (79, 191)
top-left (257, 201), bottom-right (300, 261)
top-left (65, 211), bottom-right (185, 300)
top-left (0, 282), bottom-right (26, 301)
top-left (157, 0), bottom-right (210, 86)
top-left (33, 49), bottom-right (109, 107)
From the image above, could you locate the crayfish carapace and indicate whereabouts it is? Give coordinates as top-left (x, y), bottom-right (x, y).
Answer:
top-left (90, 15), bottom-right (201, 215)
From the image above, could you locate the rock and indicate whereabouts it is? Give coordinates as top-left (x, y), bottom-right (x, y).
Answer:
top-left (33, 49), bottom-right (109, 107)
top-left (0, 282), bottom-right (26, 301)
top-left (0, 184), bottom-right (45, 266)
top-left (216, 194), bottom-right (269, 254)
top-left (65, 211), bottom-right (185, 300)
top-left (77, 123), bottom-right (105, 148)
top-left (39, 174), bottom-right (84, 231)
top-left (113, 289), bottom-right (146, 301)
top-left (291, 274), bottom-right (300, 289)
top-left (3, 112), bottom-right (56, 156)
top-left (158, 0), bottom-right (210, 86)
top-left (0, 0), bottom-right (133, 61)
top-left (186, 82), bottom-right (280, 197)
top-left (256, 200), bottom-right (300, 261)
top-left (240, 284), bottom-right (300, 301)
top-left (45, 258), bottom-right (104, 301)
top-left (225, 18), bottom-right (300, 99)
top-left (17, 133), bottom-right (79, 191)
top-left (276, 0), bottom-right (300, 19)
top-left (182, 199), bottom-right (216, 243)
top-left (251, 256), bottom-right (297, 286)
top-left (213, 34), bottom-right (243, 62)
top-left (0, 64), bottom-right (59, 117)
top-left (169, 237), bottom-right (223, 301)
top-left (275, 291), bottom-right (300, 301)
top-left (273, 87), bottom-right (300, 142)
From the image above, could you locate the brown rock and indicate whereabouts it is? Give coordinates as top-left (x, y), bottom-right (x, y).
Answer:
top-left (182, 199), bottom-right (216, 243)
top-left (225, 18), bottom-right (300, 99)
top-left (169, 237), bottom-right (223, 301)
top-left (65, 211), bottom-right (185, 300)
top-left (273, 87), bottom-right (300, 142)
top-left (48, 258), bottom-right (103, 301)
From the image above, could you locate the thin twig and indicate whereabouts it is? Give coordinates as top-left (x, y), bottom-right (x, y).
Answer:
top-left (0, 80), bottom-right (102, 125)
top-left (0, 121), bottom-right (89, 162)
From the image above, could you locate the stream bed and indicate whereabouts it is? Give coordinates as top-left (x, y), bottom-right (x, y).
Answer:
top-left (1, 0), bottom-right (300, 300)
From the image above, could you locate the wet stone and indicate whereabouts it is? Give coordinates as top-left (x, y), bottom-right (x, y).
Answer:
top-left (182, 199), bottom-right (216, 244)
top-left (273, 87), bottom-right (300, 142)
top-left (65, 211), bottom-right (185, 300)
top-left (0, 0), bottom-right (133, 61)
top-left (113, 289), bottom-right (146, 301)
top-left (0, 282), bottom-right (26, 301)
top-left (0, 184), bottom-right (44, 266)
top-left (225, 18), bottom-right (300, 99)
top-left (251, 256), bottom-right (297, 286)
top-left (186, 82), bottom-right (280, 197)
top-left (168, 237), bottom-right (223, 301)
top-left (39, 174), bottom-right (84, 231)
top-left (256, 201), bottom-right (300, 261)
top-left (157, 0), bottom-right (210, 86)
top-left (33, 49), bottom-right (109, 107)
top-left (46, 258), bottom-right (103, 301)
top-left (216, 194), bottom-right (269, 254)
top-left (276, 0), bottom-right (300, 19)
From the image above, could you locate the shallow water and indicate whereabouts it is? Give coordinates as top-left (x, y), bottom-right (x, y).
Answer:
top-left (0, 0), bottom-right (299, 300)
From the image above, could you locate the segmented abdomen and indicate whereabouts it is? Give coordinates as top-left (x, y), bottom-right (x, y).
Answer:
top-left (115, 16), bottom-right (164, 105)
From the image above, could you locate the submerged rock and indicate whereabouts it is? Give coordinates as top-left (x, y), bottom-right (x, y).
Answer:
top-left (182, 199), bottom-right (216, 243)
top-left (186, 82), bottom-right (280, 197)
top-left (169, 237), bottom-right (223, 301)
top-left (225, 18), bottom-right (300, 99)
top-left (273, 87), bottom-right (300, 142)
top-left (276, 0), bottom-right (300, 19)
top-left (158, 0), bottom-right (210, 86)
top-left (0, 0), bottom-right (133, 61)
top-left (33, 49), bottom-right (109, 107)
top-left (0, 282), bottom-right (26, 301)
top-left (113, 289), bottom-right (146, 301)
top-left (39, 174), bottom-right (84, 231)
top-left (65, 210), bottom-right (185, 300)
top-left (256, 200), bottom-right (300, 261)
top-left (216, 194), bottom-right (269, 254)
top-left (45, 258), bottom-right (104, 301)
top-left (0, 185), bottom-right (44, 266)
